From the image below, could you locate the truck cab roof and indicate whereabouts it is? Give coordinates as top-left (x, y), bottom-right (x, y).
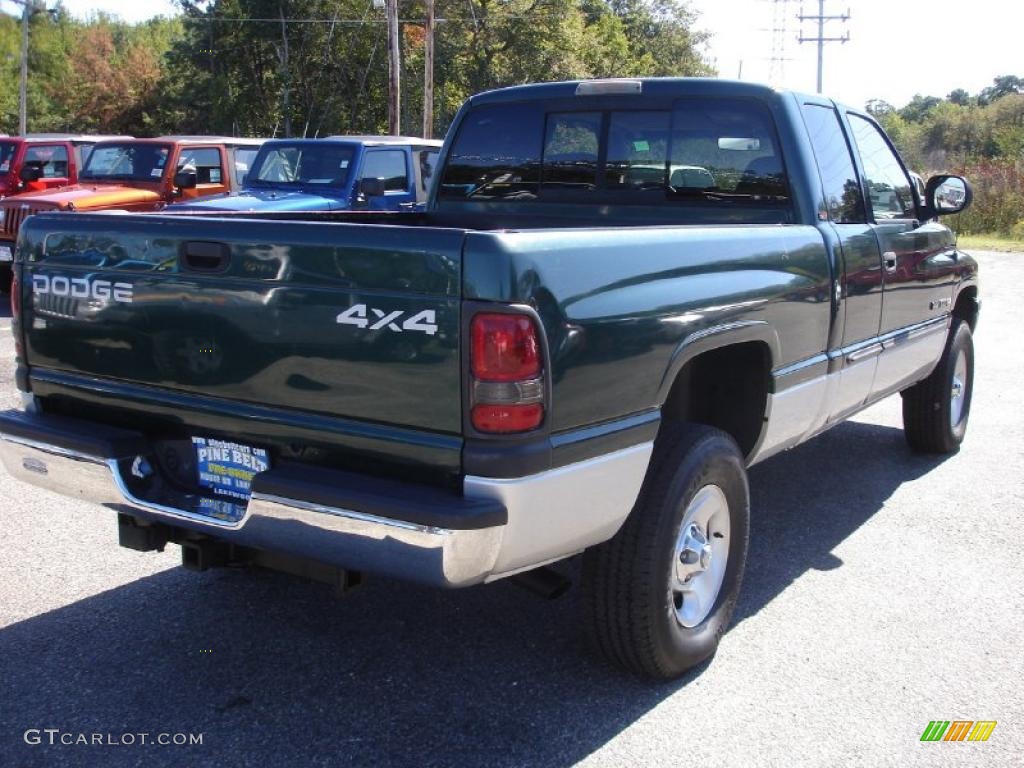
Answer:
top-left (468, 78), bottom-right (869, 120)
top-left (468, 77), bottom-right (783, 105)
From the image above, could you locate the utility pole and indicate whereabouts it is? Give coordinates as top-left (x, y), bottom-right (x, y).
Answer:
top-left (423, 0), bottom-right (434, 139)
top-left (10, 0), bottom-right (46, 136)
top-left (19, 2), bottom-right (29, 136)
top-left (798, 0), bottom-right (849, 94)
top-left (386, 0), bottom-right (401, 135)
top-left (278, 5), bottom-right (291, 137)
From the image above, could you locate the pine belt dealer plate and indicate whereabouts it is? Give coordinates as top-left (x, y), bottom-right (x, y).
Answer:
top-left (0, 246), bottom-right (12, 263)
top-left (192, 437), bottom-right (270, 501)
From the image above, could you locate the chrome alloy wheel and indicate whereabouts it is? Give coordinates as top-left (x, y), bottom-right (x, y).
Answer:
top-left (950, 348), bottom-right (968, 429)
top-left (672, 484), bottom-right (731, 628)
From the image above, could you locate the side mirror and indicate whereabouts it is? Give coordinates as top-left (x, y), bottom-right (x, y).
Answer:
top-left (359, 177), bottom-right (386, 198)
top-left (19, 164), bottom-right (43, 183)
top-left (924, 174), bottom-right (972, 217)
top-left (174, 170), bottom-right (198, 189)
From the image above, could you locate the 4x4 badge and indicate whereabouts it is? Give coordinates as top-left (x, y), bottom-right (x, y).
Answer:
top-left (336, 304), bottom-right (438, 335)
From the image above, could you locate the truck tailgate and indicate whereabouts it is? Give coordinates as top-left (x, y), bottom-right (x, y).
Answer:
top-left (17, 213), bottom-right (466, 469)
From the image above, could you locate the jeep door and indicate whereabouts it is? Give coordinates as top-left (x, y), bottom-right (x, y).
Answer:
top-left (357, 148), bottom-right (417, 211)
top-left (22, 144), bottom-right (72, 192)
top-left (175, 145), bottom-right (231, 200)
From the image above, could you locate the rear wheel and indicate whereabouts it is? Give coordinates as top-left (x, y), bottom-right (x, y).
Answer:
top-left (902, 319), bottom-right (974, 453)
top-left (581, 424), bottom-right (750, 680)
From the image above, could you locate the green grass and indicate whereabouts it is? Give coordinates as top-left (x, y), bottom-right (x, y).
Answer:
top-left (956, 234), bottom-right (1024, 252)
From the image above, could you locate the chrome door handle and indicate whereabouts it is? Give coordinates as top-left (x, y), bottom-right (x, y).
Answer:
top-left (883, 251), bottom-right (898, 272)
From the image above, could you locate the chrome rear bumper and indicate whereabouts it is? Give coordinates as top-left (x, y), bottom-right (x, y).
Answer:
top-left (0, 409), bottom-right (653, 588)
top-left (0, 434), bottom-right (503, 587)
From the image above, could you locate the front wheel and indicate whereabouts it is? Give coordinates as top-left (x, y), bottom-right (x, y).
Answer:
top-left (902, 319), bottom-right (975, 453)
top-left (581, 424), bottom-right (750, 680)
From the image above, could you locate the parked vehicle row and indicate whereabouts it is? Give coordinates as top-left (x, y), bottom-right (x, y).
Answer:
top-left (173, 135), bottom-right (441, 214)
top-left (0, 134), bottom-right (442, 290)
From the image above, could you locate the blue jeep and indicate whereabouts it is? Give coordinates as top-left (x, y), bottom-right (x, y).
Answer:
top-left (172, 136), bottom-right (442, 213)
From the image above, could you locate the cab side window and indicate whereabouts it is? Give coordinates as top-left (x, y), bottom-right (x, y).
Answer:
top-left (178, 147), bottom-right (225, 185)
top-left (802, 104), bottom-right (865, 223)
top-left (848, 114), bottom-right (915, 220)
top-left (361, 150), bottom-right (409, 192)
top-left (25, 145), bottom-right (69, 178)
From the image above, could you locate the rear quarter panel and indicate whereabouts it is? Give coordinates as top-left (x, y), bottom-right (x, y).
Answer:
top-left (463, 225), bottom-right (832, 432)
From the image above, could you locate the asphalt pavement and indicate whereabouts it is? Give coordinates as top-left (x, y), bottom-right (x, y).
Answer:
top-left (0, 251), bottom-right (1021, 768)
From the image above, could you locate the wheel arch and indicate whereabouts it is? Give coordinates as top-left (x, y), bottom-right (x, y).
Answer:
top-left (952, 283), bottom-right (979, 332)
top-left (656, 321), bottom-right (779, 459)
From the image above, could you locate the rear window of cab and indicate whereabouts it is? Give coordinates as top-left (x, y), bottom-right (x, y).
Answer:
top-left (439, 97), bottom-right (789, 206)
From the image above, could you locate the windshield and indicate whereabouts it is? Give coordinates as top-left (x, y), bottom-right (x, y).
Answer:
top-left (81, 143), bottom-right (173, 182)
top-left (0, 142), bottom-right (16, 175)
top-left (247, 143), bottom-right (355, 188)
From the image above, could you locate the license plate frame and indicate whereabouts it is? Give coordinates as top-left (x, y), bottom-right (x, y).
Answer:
top-left (191, 437), bottom-right (270, 501)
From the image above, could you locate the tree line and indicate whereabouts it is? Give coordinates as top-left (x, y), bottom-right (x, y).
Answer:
top-left (0, 0), bottom-right (711, 139)
top-left (868, 76), bottom-right (1024, 237)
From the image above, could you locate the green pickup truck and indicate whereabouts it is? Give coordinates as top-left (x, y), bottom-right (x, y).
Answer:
top-left (0, 79), bottom-right (978, 680)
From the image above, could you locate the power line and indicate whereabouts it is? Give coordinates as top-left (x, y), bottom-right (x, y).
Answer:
top-left (175, 15), bottom-right (565, 24)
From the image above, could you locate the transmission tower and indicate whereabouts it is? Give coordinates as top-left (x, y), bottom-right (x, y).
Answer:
top-left (768, 0), bottom-right (796, 86)
top-left (798, 1), bottom-right (850, 94)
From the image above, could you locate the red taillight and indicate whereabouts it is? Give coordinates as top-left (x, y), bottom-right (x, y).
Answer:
top-left (471, 313), bottom-right (540, 382)
top-left (470, 312), bottom-right (545, 433)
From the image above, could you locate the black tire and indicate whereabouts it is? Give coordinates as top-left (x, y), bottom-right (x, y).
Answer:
top-left (0, 263), bottom-right (11, 295)
top-left (581, 423), bottom-right (750, 680)
top-left (901, 319), bottom-right (974, 454)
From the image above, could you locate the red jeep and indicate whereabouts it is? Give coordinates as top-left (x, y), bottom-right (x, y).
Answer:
top-left (0, 134), bottom-right (128, 200)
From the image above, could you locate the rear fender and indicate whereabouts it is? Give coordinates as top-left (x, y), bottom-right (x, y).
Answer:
top-left (656, 320), bottom-right (781, 402)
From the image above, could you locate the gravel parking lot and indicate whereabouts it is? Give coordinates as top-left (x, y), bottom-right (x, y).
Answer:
top-left (0, 251), bottom-right (1021, 768)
